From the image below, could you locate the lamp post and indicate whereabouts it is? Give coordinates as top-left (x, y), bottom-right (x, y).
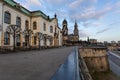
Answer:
top-left (22, 29), bottom-right (33, 48)
top-left (6, 25), bottom-right (21, 51)
top-left (35, 32), bottom-right (43, 49)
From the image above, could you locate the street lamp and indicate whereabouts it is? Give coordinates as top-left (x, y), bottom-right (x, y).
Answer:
top-left (35, 32), bottom-right (43, 49)
top-left (6, 24), bottom-right (21, 50)
top-left (22, 29), bottom-right (34, 48)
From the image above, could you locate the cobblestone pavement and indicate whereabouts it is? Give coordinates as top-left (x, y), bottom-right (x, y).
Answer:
top-left (0, 47), bottom-right (74, 80)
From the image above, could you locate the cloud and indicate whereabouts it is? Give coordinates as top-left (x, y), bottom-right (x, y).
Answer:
top-left (69, 1), bottom-right (120, 22)
top-left (28, 0), bottom-right (42, 6)
top-left (14, 0), bottom-right (42, 10)
top-left (79, 30), bottom-right (92, 37)
top-left (45, 0), bottom-right (65, 4)
top-left (69, 0), bottom-right (84, 9)
top-left (96, 28), bottom-right (111, 34)
top-left (83, 22), bottom-right (101, 28)
top-left (70, 6), bottom-right (113, 22)
top-left (56, 9), bottom-right (68, 18)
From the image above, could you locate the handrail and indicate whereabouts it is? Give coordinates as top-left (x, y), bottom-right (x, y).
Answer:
top-left (51, 47), bottom-right (81, 80)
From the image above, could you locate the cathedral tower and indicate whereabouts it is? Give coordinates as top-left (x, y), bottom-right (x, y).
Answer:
top-left (73, 21), bottom-right (79, 41)
top-left (62, 19), bottom-right (68, 35)
top-left (74, 21), bottom-right (79, 36)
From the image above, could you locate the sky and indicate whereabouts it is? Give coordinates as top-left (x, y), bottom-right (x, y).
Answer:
top-left (14, 0), bottom-right (120, 42)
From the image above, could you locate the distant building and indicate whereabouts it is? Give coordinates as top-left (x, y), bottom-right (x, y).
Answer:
top-left (79, 45), bottom-right (109, 72)
top-left (89, 39), bottom-right (97, 44)
top-left (118, 41), bottom-right (120, 46)
top-left (111, 41), bottom-right (117, 46)
top-left (62, 19), bottom-right (79, 46)
top-left (111, 41), bottom-right (116, 44)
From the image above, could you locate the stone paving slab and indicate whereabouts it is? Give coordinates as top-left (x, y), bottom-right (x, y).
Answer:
top-left (0, 47), bottom-right (74, 80)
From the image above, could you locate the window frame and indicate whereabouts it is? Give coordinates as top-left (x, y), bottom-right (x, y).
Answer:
top-left (4, 11), bottom-right (11, 24)
top-left (4, 32), bottom-right (10, 45)
top-left (16, 17), bottom-right (21, 27)
top-left (25, 20), bottom-right (29, 29)
top-left (50, 26), bottom-right (53, 33)
top-left (43, 23), bottom-right (46, 31)
top-left (33, 21), bottom-right (37, 30)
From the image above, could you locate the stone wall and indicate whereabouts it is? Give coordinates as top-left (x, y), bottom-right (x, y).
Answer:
top-left (79, 47), bottom-right (109, 72)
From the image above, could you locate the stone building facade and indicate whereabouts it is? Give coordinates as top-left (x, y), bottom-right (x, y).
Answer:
top-left (62, 19), bottom-right (79, 46)
top-left (79, 46), bottom-right (109, 72)
top-left (0, 0), bottom-right (62, 49)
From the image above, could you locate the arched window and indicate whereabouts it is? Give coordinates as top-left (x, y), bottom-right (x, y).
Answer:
top-left (43, 23), bottom-right (46, 31)
top-left (16, 17), bottom-right (21, 27)
top-left (4, 11), bottom-right (11, 24)
top-left (25, 20), bottom-right (29, 29)
top-left (50, 26), bottom-right (53, 33)
top-left (33, 21), bottom-right (37, 30)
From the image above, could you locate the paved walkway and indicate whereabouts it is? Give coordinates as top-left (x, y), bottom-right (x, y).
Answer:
top-left (0, 47), bottom-right (74, 80)
top-left (51, 48), bottom-right (80, 80)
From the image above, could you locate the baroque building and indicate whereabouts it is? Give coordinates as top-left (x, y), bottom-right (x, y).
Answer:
top-left (0, 0), bottom-right (62, 49)
top-left (62, 19), bottom-right (79, 46)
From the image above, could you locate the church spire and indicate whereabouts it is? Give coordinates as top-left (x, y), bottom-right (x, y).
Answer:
top-left (62, 19), bottom-right (68, 35)
top-left (74, 20), bottom-right (78, 36)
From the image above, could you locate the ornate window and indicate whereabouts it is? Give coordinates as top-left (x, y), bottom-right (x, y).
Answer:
top-left (33, 21), bottom-right (37, 30)
top-left (43, 23), bottom-right (46, 31)
top-left (16, 17), bottom-right (21, 27)
top-left (4, 11), bottom-right (11, 24)
top-left (4, 32), bottom-right (10, 45)
top-left (50, 26), bottom-right (53, 33)
top-left (25, 20), bottom-right (29, 29)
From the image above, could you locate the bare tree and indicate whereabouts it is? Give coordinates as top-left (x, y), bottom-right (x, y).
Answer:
top-left (6, 25), bottom-right (21, 50)
top-left (22, 29), bottom-right (33, 48)
top-left (35, 32), bottom-right (43, 49)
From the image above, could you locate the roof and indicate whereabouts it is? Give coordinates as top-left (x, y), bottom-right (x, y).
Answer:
top-left (3, 0), bottom-right (53, 21)
top-left (4, 0), bottom-right (31, 15)
top-left (63, 19), bottom-right (67, 24)
top-left (31, 11), bottom-right (52, 21)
